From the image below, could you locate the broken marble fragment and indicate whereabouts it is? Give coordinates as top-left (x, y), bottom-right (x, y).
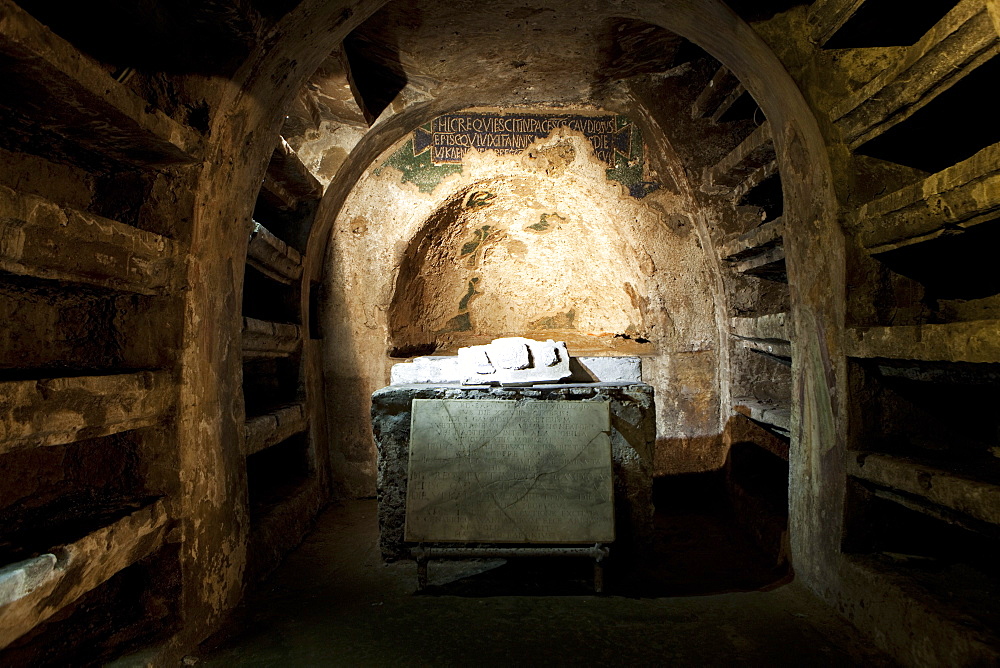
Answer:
top-left (457, 337), bottom-right (570, 385)
top-left (389, 355), bottom-right (464, 384)
top-left (489, 340), bottom-right (530, 370)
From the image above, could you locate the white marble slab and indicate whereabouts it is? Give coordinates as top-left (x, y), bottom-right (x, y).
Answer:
top-left (405, 399), bottom-right (614, 543)
top-left (390, 354), bottom-right (641, 385)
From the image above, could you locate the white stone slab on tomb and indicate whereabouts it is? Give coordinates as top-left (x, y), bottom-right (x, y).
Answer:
top-left (390, 341), bottom-right (642, 386)
top-left (457, 337), bottom-right (570, 386)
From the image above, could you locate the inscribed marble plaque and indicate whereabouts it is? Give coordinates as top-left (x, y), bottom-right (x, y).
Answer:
top-left (405, 399), bottom-right (614, 543)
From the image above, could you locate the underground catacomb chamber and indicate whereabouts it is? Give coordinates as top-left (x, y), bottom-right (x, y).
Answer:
top-left (3, 0), bottom-right (1000, 664)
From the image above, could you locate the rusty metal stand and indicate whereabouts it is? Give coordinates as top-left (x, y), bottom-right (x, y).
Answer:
top-left (411, 544), bottom-right (610, 594)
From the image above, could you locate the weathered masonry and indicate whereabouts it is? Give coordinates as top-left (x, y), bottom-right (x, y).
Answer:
top-left (1, 0), bottom-right (999, 665)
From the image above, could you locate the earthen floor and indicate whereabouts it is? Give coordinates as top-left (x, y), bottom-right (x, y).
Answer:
top-left (198, 498), bottom-right (897, 667)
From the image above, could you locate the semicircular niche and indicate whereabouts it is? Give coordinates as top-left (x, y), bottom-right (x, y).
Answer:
top-left (388, 173), bottom-right (655, 354)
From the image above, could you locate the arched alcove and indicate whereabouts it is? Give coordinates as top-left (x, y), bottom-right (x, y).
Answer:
top-left (388, 177), bottom-right (653, 354)
top-left (321, 116), bottom-right (723, 497)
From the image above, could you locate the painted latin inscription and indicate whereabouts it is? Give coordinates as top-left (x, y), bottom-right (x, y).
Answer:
top-left (379, 111), bottom-right (660, 197)
top-left (405, 399), bottom-right (614, 543)
top-left (416, 114), bottom-right (624, 165)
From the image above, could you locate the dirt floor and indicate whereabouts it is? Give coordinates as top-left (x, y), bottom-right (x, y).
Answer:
top-left (196, 480), bottom-right (897, 667)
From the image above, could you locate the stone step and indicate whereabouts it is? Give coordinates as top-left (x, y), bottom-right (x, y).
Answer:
top-left (726, 244), bottom-right (787, 281)
top-left (0, 0), bottom-right (199, 167)
top-left (731, 312), bottom-right (793, 349)
top-left (728, 413), bottom-right (791, 460)
top-left (732, 158), bottom-right (779, 204)
top-left (260, 174), bottom-right (299, 211)
top-left (244, 403), bottom-right (308, 456)
top-left (849, 452), bottom-right (1000, 526)
top-left (703, 122), bottom-right (775, 191)
top-left (738, 338), bottom-right (793, 359)
top-left (807, 0), bottom-right (869, 47)
top-left (852, 140), bottom-right (1000, 253)
top-left (691, 65), bottom-right (741, 119)
top-left (242, 317), bottom-right (301, 359)
top-left (0, 371), bottom-right (173, 454)
top-left (841, 554), bottom-right (1000, 666)
top-left (832, 0), bottom-right (1000, 149)
top-left (247, 221), bottom-right (303, 284)
top-left (267, 137), bottom-right (323, 202)
top-left (719, 217), bottom-right (785, 261)
top-left (0, 498), bottom-right (170, 648)
top-left (733, 398), bottom-right (791, 435)
top-left (0, 184), bottom-right (179, 295)
top-left (733, 310), bottom-right (793, 359)
top-left (845, 320), bottom-right (1000, 363)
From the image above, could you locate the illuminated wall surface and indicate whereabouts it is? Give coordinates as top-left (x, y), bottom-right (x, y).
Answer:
top-left (326, 109), bottom-right (722, 493)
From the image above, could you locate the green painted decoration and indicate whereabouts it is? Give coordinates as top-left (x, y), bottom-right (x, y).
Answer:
top-left (380, 113), bottom-right (660, 197)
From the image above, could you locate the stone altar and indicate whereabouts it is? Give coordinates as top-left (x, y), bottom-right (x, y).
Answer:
top-left (405, 399), bottom-right (614, 543)
top-left (372, 382), bottom-right (655, 561)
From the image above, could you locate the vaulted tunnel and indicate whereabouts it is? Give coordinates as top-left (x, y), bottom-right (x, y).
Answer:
top-left (1, 0), bottom-right (999, 665)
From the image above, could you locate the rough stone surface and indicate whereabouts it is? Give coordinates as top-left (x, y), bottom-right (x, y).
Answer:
top-left (0, 554), bottom-right (56, 607)
top-left (372, 383), bottom-right (655, 561)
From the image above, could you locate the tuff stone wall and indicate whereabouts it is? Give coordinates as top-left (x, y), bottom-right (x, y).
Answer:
top-left (3, 0), bottom-right (998, 664)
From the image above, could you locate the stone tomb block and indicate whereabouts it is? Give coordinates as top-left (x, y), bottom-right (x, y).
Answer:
top-left (405, 399), bottom-right (614, 544)
top-left (372, 383), bottom-right (655, 561)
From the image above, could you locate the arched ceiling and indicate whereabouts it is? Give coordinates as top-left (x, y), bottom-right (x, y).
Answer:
top-left (288, 0), bottom-right (716, 135)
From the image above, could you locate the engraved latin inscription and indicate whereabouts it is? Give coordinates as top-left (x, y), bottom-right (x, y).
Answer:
top-left (405, 399), bottom-right (614, 543)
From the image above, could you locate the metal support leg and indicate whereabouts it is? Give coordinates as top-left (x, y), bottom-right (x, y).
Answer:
top-left (593, 559), bottom-right (604, 594)
top-left (416, 557), bottom-right (428, 591)
top-left (411, 544), bottom-right (610, 593)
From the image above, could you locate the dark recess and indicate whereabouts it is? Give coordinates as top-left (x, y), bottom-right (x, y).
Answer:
top-left (716, 91), bottom-right (761, 124)
top-left (389, 343), bottom-right (438, 358)
top-left (824, 0), bottom-right (962, 48)
top-left (855, 54), bottom-right (1000, 174)
top-left (308, 281), bottom-right (324, 340)
top-left (343, 30), bottom-right (408, 124)
top-left (242, 265), bottom-right (301, 325)
top-left (724, 0), bottom-right (809, 23)
top-left (728, 441), bottom-right (789, 510)
top-left (14, 0), bottom-right (258, 74)
top-left (851, 359), bottom-right (1000, 473)
top-left (246, 433), bottom-right (312, 516)
top-left (739, 171), bottom-right (784, 222)
top-left (872, 217), bottom-right (1000, 300)
top-left (242, 356), bottom-right (301, 416)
